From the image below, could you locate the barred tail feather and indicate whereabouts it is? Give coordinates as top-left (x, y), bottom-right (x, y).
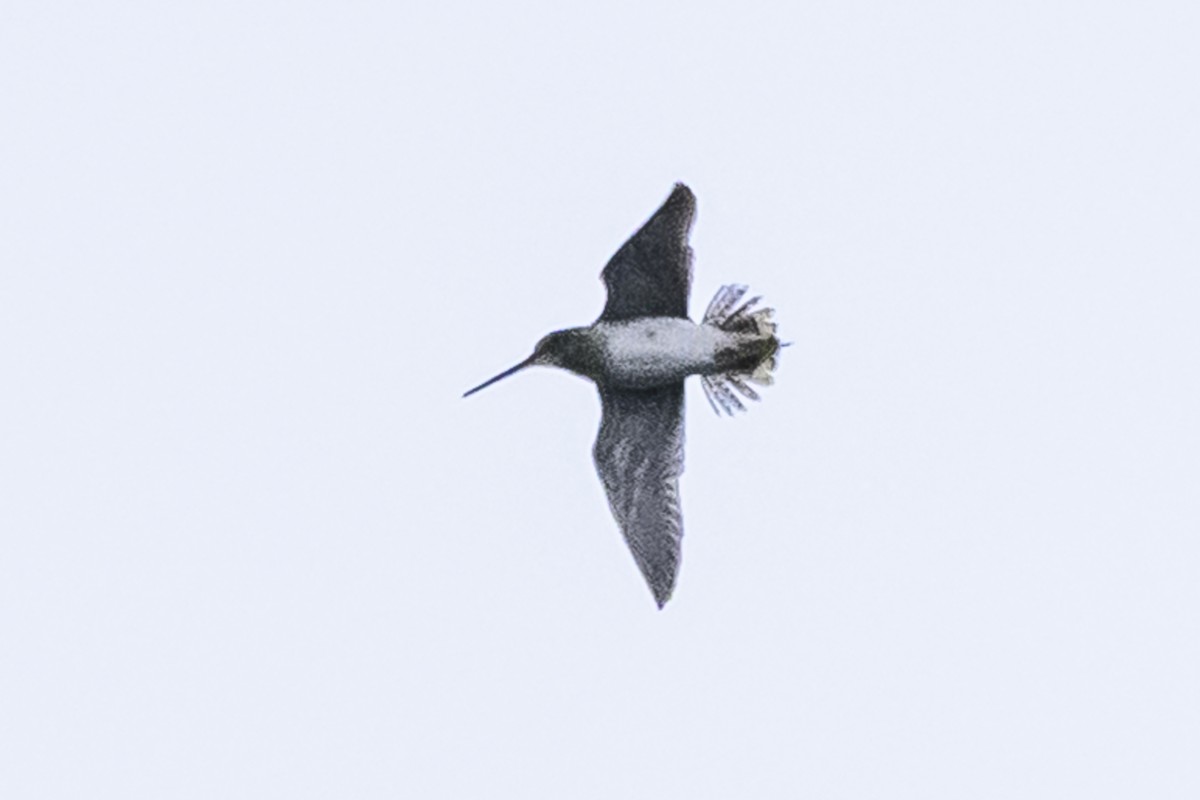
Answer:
top-left (700, 284), bottom-right (784, 416)
top-left (702, 284), bottom-right (748, 323)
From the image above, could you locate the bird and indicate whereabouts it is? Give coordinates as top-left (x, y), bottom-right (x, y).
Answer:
top-left (464, 183), bottom-right (783, 608)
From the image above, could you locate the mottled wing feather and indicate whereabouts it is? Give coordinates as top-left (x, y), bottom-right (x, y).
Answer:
top-left (593, 384), bottom-right (686, 607)
top-left (599, 183), bottom-right (696, 322)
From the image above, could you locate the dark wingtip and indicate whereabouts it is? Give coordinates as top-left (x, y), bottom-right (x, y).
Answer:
top-left (671, 182), bottom-right (695, 203)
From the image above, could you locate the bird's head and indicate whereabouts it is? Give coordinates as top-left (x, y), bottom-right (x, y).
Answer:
top-left (463, 328), bottom-right (597, 398)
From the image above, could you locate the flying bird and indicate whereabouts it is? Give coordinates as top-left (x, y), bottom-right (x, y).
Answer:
top-left (464, 183), bottom-right (783, 607)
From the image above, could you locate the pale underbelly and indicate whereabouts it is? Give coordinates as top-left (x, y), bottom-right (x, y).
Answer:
top-left (597, 318), bottom-right (726, 388)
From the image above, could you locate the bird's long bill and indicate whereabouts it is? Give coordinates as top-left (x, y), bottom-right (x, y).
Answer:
top-left (462, 356), bottom-right (535, 398)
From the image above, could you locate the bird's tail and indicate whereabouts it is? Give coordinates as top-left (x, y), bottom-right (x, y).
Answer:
top-left (700, 284), bottom-right (784, 416)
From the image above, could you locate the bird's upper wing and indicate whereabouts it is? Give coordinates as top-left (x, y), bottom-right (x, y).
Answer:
top-left (598, 183), bottom-right (696, 322)
top-left (593, 383), bottom-right (686, 607)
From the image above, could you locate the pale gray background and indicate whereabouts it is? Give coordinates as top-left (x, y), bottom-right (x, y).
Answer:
top-left (2, 2), bottom-right (1198, 798)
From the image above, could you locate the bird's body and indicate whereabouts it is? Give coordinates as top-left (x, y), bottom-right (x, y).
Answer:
top-left (464, 184), bottom-right (784, 607)
top-left (552, 318), bottom-right (768, 389)
top-left (596, 317), bottom-right (723, 387)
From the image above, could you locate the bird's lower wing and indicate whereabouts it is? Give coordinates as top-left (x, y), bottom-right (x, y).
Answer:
top-left (593, 383), bottom-right (686, 607)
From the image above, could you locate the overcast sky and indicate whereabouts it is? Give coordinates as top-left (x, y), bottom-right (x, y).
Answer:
top-left (2, 2), bottom-right (1198, 798)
